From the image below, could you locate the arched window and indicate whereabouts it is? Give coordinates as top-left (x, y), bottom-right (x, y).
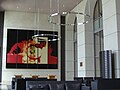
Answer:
top-left (93, 0), bottom-right (103, 32)
top-left (93, 0), bottom-right (104, 77)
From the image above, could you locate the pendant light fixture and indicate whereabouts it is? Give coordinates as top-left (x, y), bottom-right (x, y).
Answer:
top-left (32, 0), bottom-right (60, 41)
top-left (48, 0), bottom-right (91, 26)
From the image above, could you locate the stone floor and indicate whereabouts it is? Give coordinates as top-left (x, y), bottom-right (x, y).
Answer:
top-left (0, 84), bottom-right (11, 90)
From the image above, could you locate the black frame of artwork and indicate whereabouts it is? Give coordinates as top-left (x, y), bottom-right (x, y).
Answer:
top-left (6, 29), bottom-right (58, 69)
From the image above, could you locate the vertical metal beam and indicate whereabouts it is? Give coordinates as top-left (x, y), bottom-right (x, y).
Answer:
top-left (0, 11), bottom-right (4, 82)
top-left (60, 16), bottom-right (66, 81)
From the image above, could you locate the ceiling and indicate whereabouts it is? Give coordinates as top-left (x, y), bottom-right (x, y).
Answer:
top-left (0, 0), bottom-right (82, 14)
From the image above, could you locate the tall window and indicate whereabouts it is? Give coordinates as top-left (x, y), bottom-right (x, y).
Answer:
top-left (93, 0), bottom-right (104, 77)
top-left (74, 17), bottom-right (78, 77)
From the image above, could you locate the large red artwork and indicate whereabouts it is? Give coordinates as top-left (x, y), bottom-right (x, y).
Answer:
top-left (6, 29), bottom-right (58, 69)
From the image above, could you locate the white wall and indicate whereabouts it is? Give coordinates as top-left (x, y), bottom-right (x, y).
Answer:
top-left (102, 0), bottom-right (120, 77)
top-left (2, 11), bottom-right (61, 84)
top-left (68, 0), bottom-right (120, 78)
top-left (66, 0), bottom-right (95, 77)
top-left (65, 14), bottom-right (76, 80)
top-left (84, 0), bottom-right (96, 77)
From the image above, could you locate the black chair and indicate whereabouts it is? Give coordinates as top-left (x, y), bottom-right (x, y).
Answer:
top-left (83, 77), bottom-right (94, 86)
top-left (91, 78), bottom-right (120, 90)
top-left (74, 77), bottom-right (83, 83)
top-left (82, 86), bottom-right (90, 90)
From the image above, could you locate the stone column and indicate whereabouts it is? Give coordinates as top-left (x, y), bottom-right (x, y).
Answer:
top-left (102, 0), bottom-right (120, 77)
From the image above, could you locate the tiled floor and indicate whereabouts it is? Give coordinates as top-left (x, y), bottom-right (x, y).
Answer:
top-left (0, 84), bottom-right (11, 90)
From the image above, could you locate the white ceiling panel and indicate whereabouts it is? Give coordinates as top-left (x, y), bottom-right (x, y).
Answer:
top-left (0, 0), bottom-right (82, 13)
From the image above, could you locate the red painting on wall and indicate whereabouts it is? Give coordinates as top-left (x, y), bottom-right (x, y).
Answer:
top-left (6, 29), bottom-right (58, 69)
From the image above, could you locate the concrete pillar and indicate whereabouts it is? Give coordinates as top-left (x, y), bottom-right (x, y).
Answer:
top-left (102, 0), bottom-right (120, 77)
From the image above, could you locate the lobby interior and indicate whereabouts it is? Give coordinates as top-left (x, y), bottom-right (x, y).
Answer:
top-left (0, 0), bottom-right (120, 90)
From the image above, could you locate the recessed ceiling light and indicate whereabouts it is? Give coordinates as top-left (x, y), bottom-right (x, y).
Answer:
top-left (17, 6), bottom-right (19, 8)
top-left (29, 8), bottom-right (31, 10)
